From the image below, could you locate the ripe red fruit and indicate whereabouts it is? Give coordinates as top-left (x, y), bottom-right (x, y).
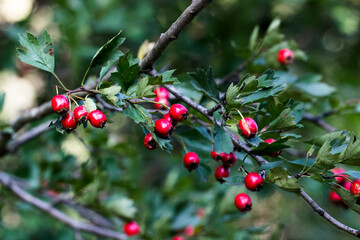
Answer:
top-left (234, 193), bottom-right (252, 212)
top-left (184, 225), bottom-right (194, 236)
top-left (244, 172), bottom-right (264, 191)
top-left (155, 119), bottom-right (173, 138)
top-left (89, 110), bottom-right (107, 128)
top-left (238, 117), bottom-right (258, 138)
top-left (73, 106), bottom-right (89, 124)
top-left (264, 138), bottom-right (281, 157)
top-left (169, 104), bottom-right (188, 122)
top-left (278, 48), bottom-right (294, 65)
top-left (143, 133), bottom-right (157, 150)
top-left (343, 180), bottom-right (351, 190)
top-left (154, 87), bottom-right (169, 99)
top-left (350, 180), bottom-right (360, 196)
top-left (183, 152), bottom-right (200, 171)
top-left (61, 112), bottom-right (77, 132)
top-left (163, 113), bottom-right (177, 127)
top-left (123, 221), bottom-right (140, 236)
top-left (215, 165), bottom-right (230, 183)
top-left (221, 152), bottom-right (237, 167)
top-left (330, 168), bottom-right (346, 184)
top-left (154, 96), bottom-right (169, 109)
top-left (329, 190), bottom-right (343, 204)
top-left (51, 95), bottom-right (69, 115)
top-left (196, 208), bottom-right (205, 218)
top-left (172, 236), bottom-right (184, 240)
top-left (211, 151), bottom-right (224, 161)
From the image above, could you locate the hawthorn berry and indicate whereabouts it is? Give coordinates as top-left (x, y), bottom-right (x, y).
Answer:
top-left (61, 112), bottom-right (77, 132)
top-left (330, 168), bottom-right (346, 184)
top-left (73, 106), bottom-right (89, 124)
top-left (244, 172), bottom-right (264, 192)
top-left (163, 113), bottom-right (177, 127)
top-left (184, 225), bottom-right (194, 236)
top-left (211, 151), bottom-right (224, 162)
top-left (183, 152), bottom-right (200, 171)
top-left (154, 87), bottom-right (169, 99)
top-left (215, 165), bottom-right (230, 183)
top-left (234, 193), bottom-right (252, 212)
top-left (123, 221), bottom-right (140, 236)
top-left (154, 96), bottom-right (170, 110)
top-left (350, 180), bottom-right (360, 196)
top-left (329, 190), bottom-right (343, 204)
top-left (169, 104), bottom-right (188, 122)
top-left (222, 152), bottom-right (237, 167)
top-left (51, 95), bottom-right (69, 115)
top-left (155, 119), bottom-right (173, 138)
top-left (89, 110), bottom-right (107, 128)
top-left (238, 117), bottom-right (258, 138)
top-left (172, 236), bottom-right (184, 240)
top-left (264, 138), bottom-right (281, 157)
top-left (143, 133), bottom-right (157, 150)
top-left (277, 48), bottom-right (294, 65)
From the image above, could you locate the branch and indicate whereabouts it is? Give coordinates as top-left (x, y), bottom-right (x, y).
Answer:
top-left (139, 0), bottom-right (213, 72)
top-left (303, 112), bottom-right (336, 132)
top-left (0, 171), bottom-right (127, 240)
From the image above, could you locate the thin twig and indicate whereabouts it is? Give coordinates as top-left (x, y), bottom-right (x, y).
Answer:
top-left (303, 113), bottom-right (336, 132)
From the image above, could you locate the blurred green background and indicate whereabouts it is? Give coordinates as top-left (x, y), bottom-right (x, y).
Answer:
top-left (1, 0), bottom-right (360, 239)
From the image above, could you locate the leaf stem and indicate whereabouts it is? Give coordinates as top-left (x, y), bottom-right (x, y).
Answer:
top-left (52, 72), bottom-right (68, 90)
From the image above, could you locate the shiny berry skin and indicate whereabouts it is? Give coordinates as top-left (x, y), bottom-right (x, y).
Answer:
top-left (163, 113), bottom-right (177, 127)
top-left (244, 172), bottom-right (264, 191)
top-left (330, 168), bottom-right (346, 184)
top-left (238, 117), bottom-right (258, 138)
top-left (234, 193), bottom-right (252, 212)
top-left (154, 87), bottom-right (169, 99)
top-left (278, 48), bottom-right (294, 65)
top-left (51, 95), bottom-right (69, 115)
top-left (73, 106), bottom-right (89, 124)
top-left (215, 165), bottom-right (230, 183)
top-left (123, 221), bottom-right (140, 236)
top-left (264, 138), bottom-right (281, 157)
top-left (221, 152), bottom-right (237, 167)
top-left (184, 225), bottom-right (194, 236)
top-left (183, 152), bottom-right (200, 171)
top-left (350, 180), bottom-right (360, 196)
top-left (143, 133), bottom-right (157, 150)
top-left (169, 104), bottom-right (188, 122)
top-left (155, 119), bottom-right (173, 138)
top-left (61, 112), bottom-right (78, 133)
top-left (211, 151), bottom-right (223, 162)
top-left (154, 96), bottom-right (169, 109)
top-left (343, 180), bottom-right (351, 191)
top-left (329, 190), bottom-right (343, 204)
top-left (89, 110), bottom-right (107, 128)
top-left (172, 236), bottom-right (184, 240)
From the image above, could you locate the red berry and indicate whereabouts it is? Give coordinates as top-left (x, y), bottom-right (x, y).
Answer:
top-left (244, 172), bottom-right (264, 192)
top-left (154, 96), bottom-right (169, 110)
top-left (73, 106), bottom-right (89, 124)
top-left (238, 117), bottom-right (258, 138)
top-left (172, 236), bottom-right (184, 240)
top-left (123, 221), bottom-right (140, 236)
top-left (330, 168), bottom-right (346, 184)
top-left (61, 112), bottom-right (77, 132)
top-left (184, 225), bottom-right (194, 236)
top-left (196, 208), bottom-right (205, 218)
top-left (163, 113), bottom-right (177, 127)
top-left (183, 152), bottom-right (200, 171)
top-left (211, 151), bottom-right (223, 162)
top-left (343, 180), bottom-right (351, 191)
top-left (89, 110), bottom-right (107, 128)
top-left (215, 165), bottom-right (230, 183)
top-left (350, 180), bottom-right (360, 196)
top-left (264, 138), bottom-right (281, 157)
top-left (329, 190), bottom-right (343, 204)
top-left (221, 152), bottom-right (237, 167)
top-left (143, 133), bottom-right (157, 150)
top-left (51, 95), bottom-right (69, 115)
top-left (234, 193), bottom-right (252, 212)
top-left (169, 104), bottom-right (188, 122)
top-left (155, 119), bottom-right (173, 138)
top-left (154, 87), bottom-right (169, 99)
top-left (278, 48), bottom-right (294, 65)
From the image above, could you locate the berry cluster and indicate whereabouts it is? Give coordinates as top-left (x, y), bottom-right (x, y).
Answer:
top-left (328, 168), bottom-right (350, 205)
top-left (153, 86), bottom-right (170, 109)
top-left (211, 151), bottom-right (237, 183)
top-left (51, 95), bottom-right (107, 132)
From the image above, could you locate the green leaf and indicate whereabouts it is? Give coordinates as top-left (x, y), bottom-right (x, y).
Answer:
top-left (0, 92), bottom-right (5, 112)
top-left (268, 108), bottom-right (303, 131)
top-left (48, 116), bottom-right (64, 134)
top-left (343, 170), bottom-right (360, 179)
top-left (213, 123), bottom-right (233, 154)
top-left (223, 173), bottom-right (244, 186)
top-left (258, 161), bottom-right (283, 170)
top-left (103, 194), bottom-right (137, 218)
top-left (294, 73), bottom-right (335, 97)
top-left (110, 52), bottom-right (140, 92)
top-left (196, 163), bottom-right (211, 182)
top-left (305, 131), bottom-right (346, 147)
top-left (315, 138), bottom-right (336, 170)
top-left (188, 67), bottom-right (219, 102)
top-left (225, 83), bottom-right (242, 108)
top-left (123, 102), bottom-right (148, 124)
top-left (249, 25), bottom-right (259, 51)
top-left (84, 97), bottom-right (97, 112)
top-left (339, 134), bottom-right (360, 166)
top-left (17, 30), bottom-right (55, 73)
top-left (249, 138), bottom-right (290, 155)
top-left (136, 77), bottom-right (155, 97)
top-left (266, 167), bottom-right (300, 192)
top-left (332, 185), bottom-right (360, 214)
top-left (100, 85), bottom-right (121, 105)
top-left (148, 70), bottom-right (179, 85)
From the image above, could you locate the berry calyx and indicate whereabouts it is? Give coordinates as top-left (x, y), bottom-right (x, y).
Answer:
top-left (264, 138), bottom-right (281, 157)
top-left (211, 151), bottom-right (224, 162)
top-left (238, 117), bottom-right (258, 138)
top-left (244, 172), bottom-right (264, 192)
top-left (221, 152), bottom-right (237, 167)
top-left (234, 193), bottom-right (252, 212)
top-left (61, 112), bottom-right (77, 133)
top-left (183, 152), bottom-right (200, 171)
top-left (123, 221), bottom-right (140, 236)
top-left (154, 96), bottom-right (170, 110)
top-left (155, 119), bottom-right (173, 138)
top-left (163, 113), bottom-right (177, 127)
top-left (330, 168), bottom-right (346, 184)
top-left (73, 106), bottom-right (89, 124)
top-left (172, 236), bottom-right (184, 240)
top-left (215, 165), bottom-right (230, 183)
top-left (154, 87), bottom-right (169, 99)
top-left (278, 48), bottom-right (294, 65)
top-left (89, 110), bottom-right (107, 128)
top-left (169, 104), bottom-right (188, 122)
top-left (350, 179), bottom-right (360, 196)
top-left (143, 133), bottom-right (157, 150)
top-left (51, 95), bottom-right (69, 115)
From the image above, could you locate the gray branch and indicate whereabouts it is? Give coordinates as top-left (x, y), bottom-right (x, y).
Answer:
top-left (303, 112), bottom-right (336, 132)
